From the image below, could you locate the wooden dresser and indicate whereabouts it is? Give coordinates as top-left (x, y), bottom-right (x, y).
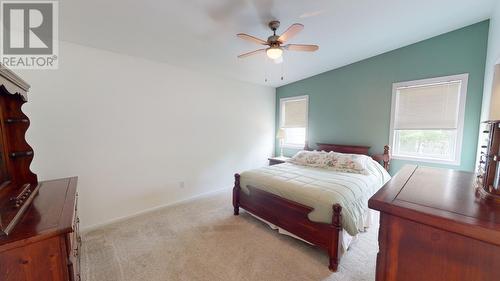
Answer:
top-left (0, 177), bottom-right (80, 281)
top-left (0, 66), bottom-right (80, 281)
top-left (369, 165), bottom-right (500, 281)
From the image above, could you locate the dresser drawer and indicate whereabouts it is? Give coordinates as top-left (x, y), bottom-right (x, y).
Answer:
top-left (0, 236), bottom-right (67, 281)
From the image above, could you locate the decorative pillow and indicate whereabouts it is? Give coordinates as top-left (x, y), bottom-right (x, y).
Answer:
top-left (287, 150), bottom-right (328, 167)
top-left (323, 152), bottom-right (369, 175)
top-left (288, 150), bottom-right (369, 175)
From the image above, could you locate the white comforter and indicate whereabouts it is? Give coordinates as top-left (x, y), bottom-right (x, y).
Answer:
top-left (239, 159), bottom-right (391, 236)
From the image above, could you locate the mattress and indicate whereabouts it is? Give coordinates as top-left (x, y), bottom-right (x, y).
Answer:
top-left (239, 159), bottom-right (391, 236)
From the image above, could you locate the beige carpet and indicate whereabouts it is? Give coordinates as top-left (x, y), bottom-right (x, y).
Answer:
top-left (81, 190), bottom-right (378, 281)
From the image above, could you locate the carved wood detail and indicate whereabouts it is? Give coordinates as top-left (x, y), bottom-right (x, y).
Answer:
top-left (0, 85), bottom-right (37, 187)
top-left (0, 70), bottom-right (38, 237)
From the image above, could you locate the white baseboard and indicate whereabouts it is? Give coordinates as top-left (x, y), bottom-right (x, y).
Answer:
top-left (80, 187), bottom-right (230, 234)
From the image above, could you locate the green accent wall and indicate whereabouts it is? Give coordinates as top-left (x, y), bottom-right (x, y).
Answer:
top-left (276, 20), bottom-right (489, 174)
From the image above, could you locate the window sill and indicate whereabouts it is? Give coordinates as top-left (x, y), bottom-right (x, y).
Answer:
top-left (391, 155), bottom-right (461, 166)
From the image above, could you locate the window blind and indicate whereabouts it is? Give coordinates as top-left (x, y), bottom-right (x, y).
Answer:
top-left (282, 98), bottom-right (307, 128)
top-left (394, 81), bottom-right (461, 130)
top-left (489, 64), bottom-right (500, 120)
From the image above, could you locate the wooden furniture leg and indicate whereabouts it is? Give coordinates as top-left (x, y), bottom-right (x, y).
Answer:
top-left (233, 173), bottom-right (240, 215)
top-left (329, 204), bottom-right (342, 271)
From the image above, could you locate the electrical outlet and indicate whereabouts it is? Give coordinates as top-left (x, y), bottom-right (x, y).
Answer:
top-left (179, 181), bottom-right (185, 188)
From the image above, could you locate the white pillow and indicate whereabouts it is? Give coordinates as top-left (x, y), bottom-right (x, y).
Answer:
top-left (323, 151), bottom-right (369, 175)
top-left (287, 150), bottom-right (328, 167)
top-left (289, 150), bottom-right (369, 175)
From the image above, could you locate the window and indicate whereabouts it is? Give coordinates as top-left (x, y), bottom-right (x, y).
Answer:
top-left (280, 95), bottom-right (308, 148)
top-left (389, 74), bottom-right (468, 165)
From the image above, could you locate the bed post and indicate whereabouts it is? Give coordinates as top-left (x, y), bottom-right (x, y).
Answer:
top-left (372, 145), bottom-right (391, 172)
top-left (382, 145), bottom-right (390, 171)
top-left (329, 204), bottom-right (342, 271)
top-left (233, 173), bottom-right (240, 215)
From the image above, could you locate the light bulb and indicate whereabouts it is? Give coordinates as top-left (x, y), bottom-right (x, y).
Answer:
top-left (266, 47), bottom-right (283, 59)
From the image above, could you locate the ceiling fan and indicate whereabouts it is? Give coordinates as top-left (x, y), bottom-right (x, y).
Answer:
top-left (237, 20), bottom-right (319, 60)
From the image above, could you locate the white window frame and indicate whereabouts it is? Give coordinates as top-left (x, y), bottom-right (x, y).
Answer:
top-left (389, 74), bottom-right (468, 166)
top-left (279, 95), bottom-right (309, 148)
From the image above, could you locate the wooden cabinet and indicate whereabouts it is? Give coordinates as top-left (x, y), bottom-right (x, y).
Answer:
top-left (0, 177), bottom-right (80, 281)
top-left (0, 65), bottom-right (79, 281)
top-left (369, 165), bottom-right (500, 281)
top-left (0, 67), bottom-right (39, 236)
top-left (477, 120), bottom-right (500, 202)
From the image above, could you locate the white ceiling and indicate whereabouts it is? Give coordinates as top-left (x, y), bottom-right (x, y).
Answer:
top-left (61, 0), bottom-right (496, 87)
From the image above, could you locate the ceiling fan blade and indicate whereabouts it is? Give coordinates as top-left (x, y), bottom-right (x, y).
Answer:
top-left (237, 33), bottom-right (268, 45)
top-left (238, 48), bottom-right (266, 58)
top-left (278, 23), bottom-right (304, 43)
top-left (285, 44), bottom-right (319, 52)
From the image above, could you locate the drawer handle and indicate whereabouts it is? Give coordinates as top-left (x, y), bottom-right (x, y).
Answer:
top-left (10, 184), bottom-right (33, 208)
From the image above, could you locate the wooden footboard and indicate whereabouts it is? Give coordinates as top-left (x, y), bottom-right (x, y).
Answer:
top-left (232, 173), bottom-right (343, 271)
top-left (232, 143), bottom-right (390, 271)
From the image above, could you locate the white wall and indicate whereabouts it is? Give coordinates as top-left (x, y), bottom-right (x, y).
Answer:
top-left (16, 42), bottom-right (275, 229)
top-left (481, 3), bottom-right (500, 120)
top-left (475, 5), bottom-right (500, 169)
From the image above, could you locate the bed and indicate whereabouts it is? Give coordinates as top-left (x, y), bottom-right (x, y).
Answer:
top-left (232, 143), bottom-right (391, 271)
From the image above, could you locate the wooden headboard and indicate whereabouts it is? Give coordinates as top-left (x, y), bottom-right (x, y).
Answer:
top-left (304, 142), bottom-right (391, 171)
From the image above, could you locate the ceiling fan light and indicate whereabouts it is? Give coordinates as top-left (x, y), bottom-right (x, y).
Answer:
top-left (266, 47), bottom-right (283, 59)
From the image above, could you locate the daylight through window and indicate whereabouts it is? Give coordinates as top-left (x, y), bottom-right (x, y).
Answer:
top-left (390, 74), bottom-right (468, 165)
top-left (280, 95), bottom-right (308, 147)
